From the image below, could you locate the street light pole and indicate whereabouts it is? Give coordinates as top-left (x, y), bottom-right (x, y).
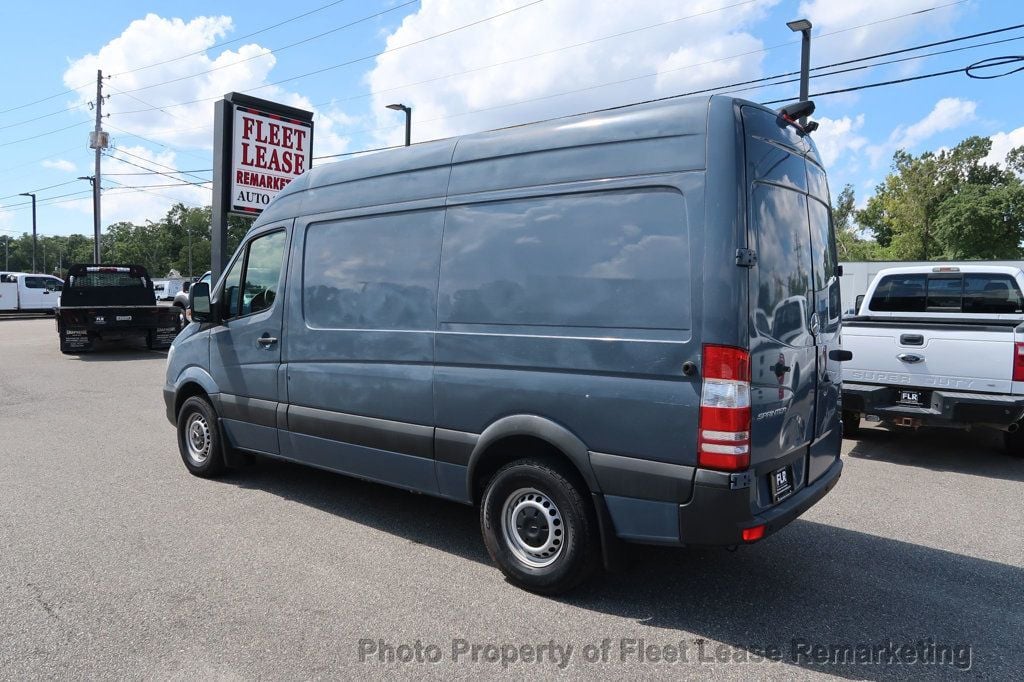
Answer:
top-left (386, 103), bottom-right (412, 146)
top-left (18, 192), bottom-right (37, 272)
top-left (786, 19), bottom-right (813, 127)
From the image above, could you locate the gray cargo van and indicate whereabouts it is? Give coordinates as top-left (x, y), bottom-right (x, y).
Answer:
top-left (164, 95), bottom-right (844, 593)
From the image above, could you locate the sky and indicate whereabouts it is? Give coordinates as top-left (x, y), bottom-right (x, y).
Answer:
top-left (0, 0), bottom-right (1021, 240)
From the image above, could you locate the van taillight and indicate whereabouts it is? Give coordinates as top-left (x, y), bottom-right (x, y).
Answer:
top-left (1014, 343), bottom-right (1024, 382)
top-left (698, 345), bottom-right (751, 471)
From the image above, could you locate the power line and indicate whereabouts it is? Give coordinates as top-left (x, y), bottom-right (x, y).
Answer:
top-left (104, 168), bottom-right (212, 176)
top-left (103, 151), bottom-right (213, 187)
top-left (112, 0), bottom-right (546, 116)
top-left (760, 58), bottom-right (1014, 104)
top-left (0, 179), bottom-right (83, 202)
top-left (0, 121), bottom-right (89, 149)
top-left (313, 144), bottom-right (404, 161)
top-left (0, 0), bottom-right (356, 116)
top-left (109, 0), bottom-right (353, 77)
top-left (104, 123), bottom-right (211, 164)
top-left (327, 26), bottom-right (1024, 141)
top-left (0, 80), bottom-right (94, 116)
top-left (311, 0), bottom-right (765, 110)
top-left (115, 0), bottom-right (419, 96)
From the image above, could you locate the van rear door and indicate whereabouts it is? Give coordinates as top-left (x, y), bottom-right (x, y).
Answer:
top-left (743, 107), bottom-right (817, 507)
top-left (806, 165), bottom-right (843, 483)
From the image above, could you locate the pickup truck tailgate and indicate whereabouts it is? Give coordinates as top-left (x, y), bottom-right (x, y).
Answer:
top-left (843, 322), bottom-right (1016, 394)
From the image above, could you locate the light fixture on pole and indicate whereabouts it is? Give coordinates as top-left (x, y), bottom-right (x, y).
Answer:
top-left (18, 192), bottom-right (37, 273)
top-left (786, 19), bottom-right (812, 127)
top-left (386, 103), bottom-right (412, 147)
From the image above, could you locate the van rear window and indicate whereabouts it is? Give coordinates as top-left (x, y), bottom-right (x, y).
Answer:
top-left (869, 273), bottom-right (1024, 314)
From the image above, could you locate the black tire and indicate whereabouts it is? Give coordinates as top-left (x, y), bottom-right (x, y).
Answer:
top-left (480, 458), bottom-right (600, 594)
top-left (1003, 427), bottom-right (1024, 458)
top-left (842, 410), bottom-right (861, 438)
top-left (176, 396), bottom-right (227, 477)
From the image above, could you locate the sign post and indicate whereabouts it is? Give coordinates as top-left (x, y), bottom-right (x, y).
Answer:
top-left (210, 93), bottom-right (314, 282)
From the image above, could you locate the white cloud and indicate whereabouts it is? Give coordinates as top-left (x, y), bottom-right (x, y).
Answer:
top-left (41, 159), bottom-right (76, 172)
top-left (984, 126), bottom-right (1024, 168)
top-left (867, 97), bottom-right (977, 165)
top-left (364, 0), bottom-right (779, 146)
top-left (62, 13), bottom-right (353, 156)
top-left (797, 0), bottom-right (959, 65)
top-left (811, 114), bottom-right (867, 168)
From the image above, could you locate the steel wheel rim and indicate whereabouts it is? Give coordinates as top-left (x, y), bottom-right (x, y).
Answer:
top-left (501, 487), bottom-right (565, 568)
top-left (185, 413), bottom-right (211, 465)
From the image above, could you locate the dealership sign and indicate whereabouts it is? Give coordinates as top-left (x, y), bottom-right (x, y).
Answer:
top-left (214, 93), bottom-right (314, 218)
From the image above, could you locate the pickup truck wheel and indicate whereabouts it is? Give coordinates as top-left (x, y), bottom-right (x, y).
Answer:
top-left (1002, 428), bottom-right (1024, 458)
top-left (480, 459), bottom-right (599, 594)
top-left (842, 410), bottom-right (861, 438)
top-left (177, 396), bottom-right (227, 477)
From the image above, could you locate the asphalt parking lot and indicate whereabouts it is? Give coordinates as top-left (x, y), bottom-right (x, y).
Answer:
top-left (2, 315), bottom-right (1022, 679)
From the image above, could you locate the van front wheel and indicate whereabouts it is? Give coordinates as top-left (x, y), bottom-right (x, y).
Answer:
top-left (480, 459), bottom-right (599, 594)
top-left (176, 396), bottom-right (227, 478)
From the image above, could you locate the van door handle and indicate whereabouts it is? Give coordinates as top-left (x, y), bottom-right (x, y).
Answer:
top-left (257, 334), bottom-right (278, 347)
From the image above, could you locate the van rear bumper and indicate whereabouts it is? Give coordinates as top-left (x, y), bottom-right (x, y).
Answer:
top-left (843, 382), bottom-right (1024, 428)
top-left (677, 458), bottom-right (842, 546)
top-left (599, 457), bottom-right (842, 546)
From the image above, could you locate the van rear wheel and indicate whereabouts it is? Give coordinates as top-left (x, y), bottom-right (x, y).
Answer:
top-left (480, 459), bottom-right (599, 594)
top-left (176, 396), bottom-right (227, 477)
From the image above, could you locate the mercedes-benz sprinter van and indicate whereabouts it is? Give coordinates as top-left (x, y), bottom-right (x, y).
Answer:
top-left (164, 95), bottom-right (845, 593)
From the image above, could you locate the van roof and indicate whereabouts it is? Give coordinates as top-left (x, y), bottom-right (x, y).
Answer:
top-left (254, 95), bottom-right (819, 228)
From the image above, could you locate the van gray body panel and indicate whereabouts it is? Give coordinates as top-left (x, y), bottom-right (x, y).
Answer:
top-left (165, 95), bottom-right (843, 548)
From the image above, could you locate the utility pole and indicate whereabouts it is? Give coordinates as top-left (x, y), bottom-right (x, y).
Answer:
top-left (3, 237), bottom-right (8, 271)
top-left (18, 192), bottom-right (37, 272)
top-left (88, 69), bottom-right (108, 264)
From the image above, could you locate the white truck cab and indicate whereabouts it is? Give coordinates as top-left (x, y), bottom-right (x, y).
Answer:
top-left (0, 272), bottom-right (64, 312)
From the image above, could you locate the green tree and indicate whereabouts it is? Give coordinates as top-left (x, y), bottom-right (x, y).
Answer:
top-left (832, 184), bottom-right (880, 261)
top-left (859, 136), bottom-right (1024, 260)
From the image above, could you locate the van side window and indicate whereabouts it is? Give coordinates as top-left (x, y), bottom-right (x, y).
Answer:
top-left (241, 231), bottom-right (286, 316)
top-left (439, 189), bottom-right (690, 330)
top-left (303, 211), bottom-right (443, 330)
top-left (24, 276), bottom-right (48, 289)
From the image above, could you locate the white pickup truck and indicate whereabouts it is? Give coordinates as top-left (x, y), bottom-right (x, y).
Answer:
top-left (842, 265), bottom-right (1024, 455)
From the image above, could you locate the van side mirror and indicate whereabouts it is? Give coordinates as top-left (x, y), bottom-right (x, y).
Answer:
top-left (836, 264), bottom-right (844, 277)
top-left (189, 282), bottom-right (216, 323)
top-left (855, 294), bottom-right (865, 313)
top-left (182, 280), bottom-right (191, 293)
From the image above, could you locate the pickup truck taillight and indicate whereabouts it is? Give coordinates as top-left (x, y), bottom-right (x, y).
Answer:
top-left (1014, 343), bottom-right (1024, 382)
top-left (698, 345), bottom-right (751, 472)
